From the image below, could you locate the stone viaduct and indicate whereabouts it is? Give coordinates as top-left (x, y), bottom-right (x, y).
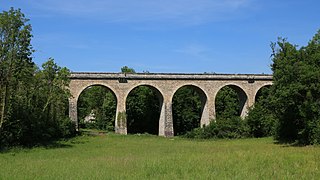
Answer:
top-left (69, 72), bottom-right (273, 137)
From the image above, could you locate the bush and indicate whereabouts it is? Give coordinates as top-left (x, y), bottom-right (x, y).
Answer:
top-left (245, 104), bottom-right (275, 137)
top-left (184, 117), bottom-right (249, 139)
top-left (57, 117), bottom-right (77, 138)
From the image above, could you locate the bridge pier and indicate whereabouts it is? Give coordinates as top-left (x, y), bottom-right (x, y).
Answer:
top-left (69, 98), bottom-right (78, 130)
top-left (202, 98), bottom-right (215, 126)
top-left (159, 96), bottom-right (174, 137)
top-left (240, 89), bottom-right (256, 119)
top-left (115, 96), bottom-right (127, 135)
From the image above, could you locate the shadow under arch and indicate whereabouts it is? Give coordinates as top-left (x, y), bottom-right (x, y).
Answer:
top-left (255, 85), bottom-right (272, 103)
top-left (77, 84), bottom-right (118, 131)
top-left (172, 84), bottom-right (207, 136)
top-left (215, 84), bottom-right (248, 118)
top-left (125, 84), bottom-right (164, 135)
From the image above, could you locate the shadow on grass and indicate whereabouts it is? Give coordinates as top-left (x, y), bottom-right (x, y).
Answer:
top-left (0, 136), bottom-right (84, 154)
top-left (274, 139), bottom-right (306, 147)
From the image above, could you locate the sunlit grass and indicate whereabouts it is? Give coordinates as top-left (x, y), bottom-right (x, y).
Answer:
top-left (1, 134), bottom-right (320, 179)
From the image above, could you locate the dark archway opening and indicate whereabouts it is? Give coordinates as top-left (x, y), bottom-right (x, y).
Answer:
top-left (172, 85), bottom-right (206, 136)
top-left (126, 85), bottom-right (162, 135)
top-left (77, 85), bottom-right (117, 132)
top-left (215, 85), bottom-right (247, 119)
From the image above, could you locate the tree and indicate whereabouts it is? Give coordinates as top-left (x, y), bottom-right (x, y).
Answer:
top-left (0, 8), bottom-right (75, 148)
top-left (33, 58), bottom-right (74, 140)
top-left (0, 8), bottom-right (34, 129)
top-left (184, 86), bottom-right (249, 139)
top-left (121, 66), bottom-right (136, 73)
top-left (172, 87), bottom-right (202, 135)
top-left (77, 86), bottom-right (116, 131)
top-left (215, 86), bottom-right (240, 119)
top-left (270, 30), bottom-right (320, 144)
top-left (126, 86), bottom-right (160, 134)
top-left (246, 87), bottom-right (275, 137)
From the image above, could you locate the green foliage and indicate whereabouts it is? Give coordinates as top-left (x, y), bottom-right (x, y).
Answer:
top-left (246, 87), bottom-right (275, 137)
top-left (0, 58), bottom-right (75, 147)
top-left (215, 86), bottom-right (240, 119)
top-left (120, 66), bottom-right (160, 135)
top-left (245, 104), bottom-right (275, 137)
top-left (0, 8), bottom-right (34, 129)
top-left (270, 30), bottom-right (320, 144)
top-left (126, 86), bottom-right (160, 134)
top-left (0, 8), bottom-right (75, 148)
top-left (184, 117), bottom-right (249, 139)
top-left (77, 86), bottom-right (116, 131)
top-left (172, 86), bottom-right (202, 135)
top-left (121, 66), bottom-right (136, 73)
top-left (184, 86), bottom-right (249, 139)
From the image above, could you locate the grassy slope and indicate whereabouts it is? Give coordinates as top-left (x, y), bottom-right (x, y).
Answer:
top-left (1, 135), bottom-right (320, 179)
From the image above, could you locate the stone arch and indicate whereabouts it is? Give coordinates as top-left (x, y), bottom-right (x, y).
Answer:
top-left (69, 82), bottom-right (119, 131)
top-left (75, 83), bottom-right (118, 103)
top-left (172, 84), bottom-right (209, 135)
top-left (254, 84), bottom-right (272, 103)
top-left (76, 84), bottom-right (118, 130)
top-left (125, 84), bottom-right (164, 135)
top-left (124, 84), bottom-right (164, 104)
top-left (171, 84), bottom-right (208, 102)
top-left (215, 84), bottom-right (248, 118)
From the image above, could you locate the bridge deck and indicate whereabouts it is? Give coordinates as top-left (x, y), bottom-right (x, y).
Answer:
top-left (70, 72), bottom-right (273, 80)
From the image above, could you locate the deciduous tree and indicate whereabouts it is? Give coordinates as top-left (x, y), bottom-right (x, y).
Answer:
top-left (270, 30), bottom-right (320, 144)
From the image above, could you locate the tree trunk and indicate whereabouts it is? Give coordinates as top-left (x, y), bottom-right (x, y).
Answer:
top-left (0, 83), bottom-right (8, 129)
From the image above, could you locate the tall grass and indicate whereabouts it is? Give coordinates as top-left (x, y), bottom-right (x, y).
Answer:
top-left (1, 134), bottom-right (320, 179)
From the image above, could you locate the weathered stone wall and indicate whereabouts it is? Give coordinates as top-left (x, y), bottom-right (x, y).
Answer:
top-left (69, 72), bottom-right (273, 137)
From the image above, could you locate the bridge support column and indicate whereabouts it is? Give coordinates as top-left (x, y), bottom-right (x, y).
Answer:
top-left (69, 97), bottom-right (78, 130)
top-left (201, 98), bottom-right (215, 126)
top-left (240, 92), bottom-right (255, 119)
top-left (200, 97), bottom-right (210, 127)
top-left (159, 96), bottom-right (174, 137)
top-left (115, 97), bottom-right (127, 135)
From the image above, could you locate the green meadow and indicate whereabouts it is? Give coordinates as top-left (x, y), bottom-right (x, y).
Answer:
top-left (1, 134), bottom-right (320, 179)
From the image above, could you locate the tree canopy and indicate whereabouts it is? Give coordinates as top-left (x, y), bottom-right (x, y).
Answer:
top-left (270, 30), bottom-right (320, 144)
top-left (0, 8), bottom-right (75, 148)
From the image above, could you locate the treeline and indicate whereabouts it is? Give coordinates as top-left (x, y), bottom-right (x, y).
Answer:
top-left (0, 9), bottom-right (75, 148)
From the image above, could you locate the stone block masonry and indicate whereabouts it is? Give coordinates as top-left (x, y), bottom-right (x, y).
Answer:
top-left (69, 72), bottom-right (272, 137)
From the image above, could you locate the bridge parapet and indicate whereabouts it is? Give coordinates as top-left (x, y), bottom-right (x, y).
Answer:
top-left (70, 72), bottom-right (272, 80)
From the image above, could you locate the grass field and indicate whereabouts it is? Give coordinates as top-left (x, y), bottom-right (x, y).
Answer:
top-left (1, 134), bottom-right (320, 179)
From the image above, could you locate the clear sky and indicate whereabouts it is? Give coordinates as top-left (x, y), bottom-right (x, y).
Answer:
top-left (1, 0), bottom-right (319, 74)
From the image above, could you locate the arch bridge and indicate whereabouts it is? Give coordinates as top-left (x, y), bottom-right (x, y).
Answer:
top-left (69, 72), bottom-right (272, 137)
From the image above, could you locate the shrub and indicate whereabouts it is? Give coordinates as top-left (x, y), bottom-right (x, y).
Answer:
top-left (184, 117), bottom-right (249, 139)
top-left (245, 104), bottom-right (275, 137)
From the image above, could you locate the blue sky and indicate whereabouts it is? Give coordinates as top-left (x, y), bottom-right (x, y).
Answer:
top-left (1, 0), bottom-right (319, 74)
